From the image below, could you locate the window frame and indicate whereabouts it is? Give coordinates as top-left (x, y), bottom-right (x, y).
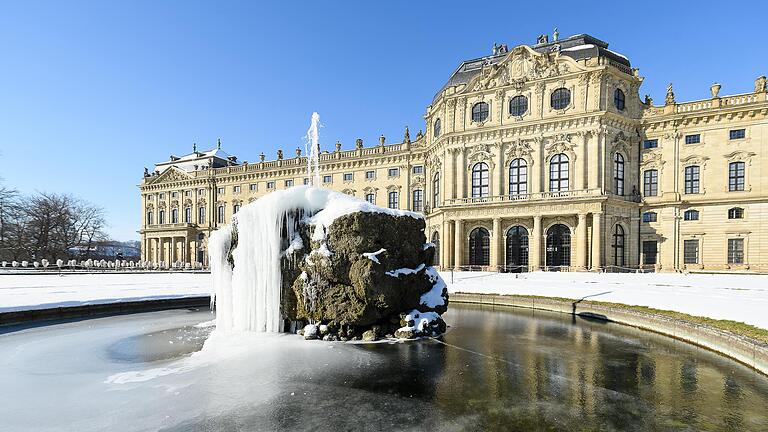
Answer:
top-left (365, 170), bottom-right (376, 180)
top-left (729, 129), bottom-right (746, 140)
top-left (684, 166), bottom-right (700, 194)
top-left (684, 134), bottom-right (701, 145)
top-left (683, 239), bottom-right (699, 264)
top-left (365, 193), bottom-right (375, 204)
top-left (388, 191), bottom-right (399, 209)
top-left (549, 154), bottom-right (569, 192)
top-left (642, 212), bottom-right (657, 223)
top-left (551, 88), bottom-right (571, 110)
top-left (412, 189), bottom-right (423, 212)
top-left (471, 162), bottom-right (490, 198)
top-left (508, 95), bottom-right (528, 117)
top-left (728, 207), bottom-right (744, 219)
top-left (614, 88), bottom-right (626, 111)
top-left (642, 139), bottom-right (658, 149)
top-left (683, 209), bottom-right (700, 221)
top-left (727, 238), bottom-right (745, 264)
top-left (388, 167), bottom-right (400, 178)
top-left (612, 225), bottom-right (625, 267)
top-left (643, 169), bottom-right (658, 197)
top-left (614, 153), bottom-right (625, 196)
top-left (433, 118), bottom-right (441, 138)
top-left (509, 158), bottom-right (528, 197)
top-left (728, 161), bottom-right (745, 192)
top-left (432, 172), bottom-right (440, 208)
top-left (471, 102), bottom-right (489, 123)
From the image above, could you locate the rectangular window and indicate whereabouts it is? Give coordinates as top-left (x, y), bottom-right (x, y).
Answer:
top-left (412, 165), bottom-right (424, 174)
top-left (365, 170), bottom-right (376, 180)
top-left (642, 212), bottom-right (657, 223)
top-left (217, 206), bottom-right (225, 224)
top-left (684, 134), bottom-right (701, 145)
top-left (684, 166), bottom-right (700, 194)
top-left (365, 193), bottom-right (375, 204)
top-left (388, 191), bottom-right (399, 209)
top-left (172, 192), bottom-right (178, 198)
top-left (217, 187), bottom-right (224, 194)
top-left (198, 207), bottom-right (205, 224)
top-left (267, 181), bottom-right (275, 189)
top-left (729, 162), bottom-right (745, 191)
top-left (303, 178), bottom-right (309, 185)
top-left (683, 240), bottom-right (699, 264)
top-left (643, 170), bottom-right (658, 197)
top-left (729, 129), bottom-right (746, 140)
top-left (233, 185), bottom-right (241, 193)
top-left (184, 207), bottom-right (191, 223)
top-left (323, 175), bottom-right (332, 184)
top-left (185, 191), bottom-right (191, 197)
top-left (388, 168), bottom-right (399, 177)
top-left (412, 190), bottom-right (423, 212)
top-left (198, 189), bottom-right (205, 195)
top-left (249, 184), bottom-right (257, 192)
top-left (285, 179), bottom-right (294, 187)
top-left (159, 193), bottom-right (165, 200)
top-left (642, 241), bottom-right (658, 265)
top-left (343, 173), bottom-right (353, 182)
top-left (727, 238), bottom-right (744, 264)
top-left (643, 139), bottom-right (658, 149)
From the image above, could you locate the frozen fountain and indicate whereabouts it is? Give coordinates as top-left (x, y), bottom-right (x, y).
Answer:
top-left (209, 113), bottom-right (448, 340)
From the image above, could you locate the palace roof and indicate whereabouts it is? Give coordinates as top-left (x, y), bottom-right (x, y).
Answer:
top-left (432, 33), bottom-right (631, 104)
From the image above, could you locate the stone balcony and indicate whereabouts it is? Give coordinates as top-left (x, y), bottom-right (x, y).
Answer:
top-left (141, 223), bottom-right (198, 233)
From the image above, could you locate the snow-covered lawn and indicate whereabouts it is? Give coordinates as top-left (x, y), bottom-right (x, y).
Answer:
top-left (440, 271), bottom-right (768, 329)
top-left (0, 273), bottom-right (212, 313)
top-left (2, 271), bottom-right (767, 331)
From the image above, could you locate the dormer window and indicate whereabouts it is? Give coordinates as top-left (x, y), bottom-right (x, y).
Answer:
top-left (471, 102), bottom-right (489, 122)
top-left (614, 89), bottom-right (625, 110)
top-left (551, 88), bottom-right (571, 110)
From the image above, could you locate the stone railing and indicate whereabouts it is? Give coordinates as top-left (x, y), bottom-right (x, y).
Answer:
top-left (441, 188), bottom-right (603, 206)
top-left (674, 92), bottom-right (762, 114)
top-left (144, 223), bottom-right (197, 230)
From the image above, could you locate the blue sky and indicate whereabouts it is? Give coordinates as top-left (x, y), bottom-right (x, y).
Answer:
top-left (0, 1), bottom-right (765, 240)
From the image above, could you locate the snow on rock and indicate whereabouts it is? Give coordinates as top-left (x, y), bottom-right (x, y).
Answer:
top-left (420, 267), bottom-right (447, 308)
top-left (209, 186), bottom-right (424, 334)
top-left (362, 248), bottom-right (386, 264)
top-left (385, 263), bottom-right (426, 277)
top-left (395, 310), bottom-right (445, 339)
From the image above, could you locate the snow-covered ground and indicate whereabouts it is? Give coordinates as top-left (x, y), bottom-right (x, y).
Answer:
top-left (2, 270), bottom-right (767, 330)
top-left (0, 273), bottom-right (212, 313)
top-left (440, 271), bottom-right (768, 329)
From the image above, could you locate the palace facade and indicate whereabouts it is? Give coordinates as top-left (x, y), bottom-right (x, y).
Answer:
top-left (138, 33), bottom-right (768, 272)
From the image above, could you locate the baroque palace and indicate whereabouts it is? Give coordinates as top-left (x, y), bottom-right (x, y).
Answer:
top-left (139, 33), bottom-right (768, 272)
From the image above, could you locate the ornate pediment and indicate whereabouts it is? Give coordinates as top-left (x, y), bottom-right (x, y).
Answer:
top-left (504, 139), bottom-right (534, 163)
top-left (641, 151), bottom-right (665, 171)
top-left (149, 167), bottom-right (193, 184)
top-left (465, 45), bottom-right (585, 94)
top-left (466, 144), bottom-right (495, 169)
top-left (681, 154), bottom-right (710, 168)
top-left (724, 151), bottom-right (756, 163)
top-left (545, 134), bottom-right (575, 158)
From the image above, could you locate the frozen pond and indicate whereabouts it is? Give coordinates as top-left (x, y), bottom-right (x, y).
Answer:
top-left (2, 304), bottom-right (768, 431)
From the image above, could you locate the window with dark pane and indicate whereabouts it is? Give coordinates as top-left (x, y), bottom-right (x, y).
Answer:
top-left (471, 102), bottom-right (489, 122)
top-left (508, 95), bottom-right (528, 116)
top-left (551, 88), bottom-right (571, 110)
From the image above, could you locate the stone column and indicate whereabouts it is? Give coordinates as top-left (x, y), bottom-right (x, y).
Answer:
top-left (589, 132), bottom-right (601, 190)
top-left (575, 213), bottom-right (588, 270)
top-left (442, 220), bottom-right (451, 269)
top-left (446, 149), bottom-right (455, 200)
top-left (491, 217), bottom-right (502, 270)
top-left (496, 145), bottom-right (504, 197)
top-left (578, 133), bottom-right (588, 190)
top-left (170, 237), bottom-right (176, 264)
top-left (158, 238), bottom-right (164, 265)
top-left (454, 219), bottom-right (463, 269)
top-left (591, 212), bottom-right (603, 271)
top-left (457, 148), bottom-right (466, 199)
top-left (531, 216), bottom-right (542, 271)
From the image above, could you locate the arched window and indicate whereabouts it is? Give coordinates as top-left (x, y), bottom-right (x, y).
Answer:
top-left (471, 102), bottom-right (489, 122)
top-left (412, 189), bottom-right (423, 212)
top-left (198, 207), bottom-right (205, 224)
top-left (431, 231), bottom-right (440, 266)
top-left (549, 154), bottom-right (569, 192)
top-left (508, 95), bottom-right (528, 116)
top-left (546, 224), bottom-right (571, 267)
top-left (365, 193), bottom-right (375, 204)
top-left (171, 208), bottom-right (178, 224)
top-left (184, 207), bottom-right (191, 223)
top-left (614, 153), bottom-right (625, 195)
top-left (388, 191), bottom-right (399, 209)
top-left (471, 162), bottom-right (490, 198)
top-left (146, 211), bottom-right (154, 225)
top-left (233, 203), bottom-right (240, 214)
top-left (614, 88), bottom-right (626, 110)
top-left (433, 118), bottom-right (441, 138)
top-left (505, 226), bottom-right (529, 272)
top-left (159, 210), bottom-right (165, 225)
top-left (612, 225), bottom-right (625, 267)
top-left (551, 88), bottom-right (571, 110)
top-left (509, 158), bottom-right (528, 197)
top-left (432, 173), bottom-right (440, 208)
top-left (728, 207), bottom-right (744, 219)
top-left (683, 209), bottom-right (700, 221)
top-left (469, 227), bottom-right (490, 266)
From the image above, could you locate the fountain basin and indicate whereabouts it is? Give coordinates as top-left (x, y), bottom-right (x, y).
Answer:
top-left (2, 304), bottom-right (768, 431)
